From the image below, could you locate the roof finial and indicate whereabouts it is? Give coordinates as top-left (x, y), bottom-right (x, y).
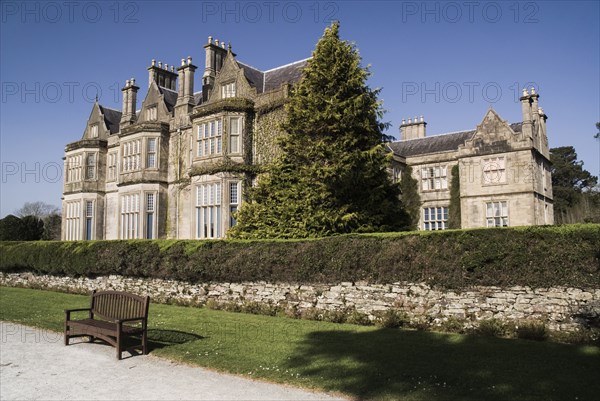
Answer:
top-left (228, 42), bottom-right (232, 51)
top-left (95, 93), bottom-right (98, 102)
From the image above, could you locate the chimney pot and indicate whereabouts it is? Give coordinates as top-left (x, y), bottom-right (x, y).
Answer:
top-left (187, 56), bottom-right (192, 65)
top-left (165, 63), bottom-right (168, 70)
top-left (151, 59), bottom-right (156, 66)
top-left (158, 61), bottom-right (162, 68)
top-left (171, 66), bottom-right (174, 72)
top-left (420, 115), bottom-right (424, 122)
top-left (131, 78), bottom-right (135, 84)
top-left (181, 58), bottom-right (185, 66)
top-left (215, 39), bottom-right (219, 46)
top-left (522, 88), bottom-right (528, 96)
top-left (208, 35), bottom-right (212, 44)
top-left (221, 42), bottom-right (225, 49)
top-left (401, 119), bottom-right (406, 125)
top-left (530, 86), bottom-right (536, 95)
top-left (126, 79), bottom-right (130, 86)
top-left (408, 118), bottom-right (412, 124)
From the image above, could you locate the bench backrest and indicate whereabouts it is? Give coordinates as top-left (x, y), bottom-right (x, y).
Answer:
top-left (90, 290), bottom-right (149, 322)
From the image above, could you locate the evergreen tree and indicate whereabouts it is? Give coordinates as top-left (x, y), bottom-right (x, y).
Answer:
top-left (230, 22), bottom-right (409, 239)
top-left (399, 166), bottom-right (420, 230)
top-left (448, 164), bottom-right (461, 229)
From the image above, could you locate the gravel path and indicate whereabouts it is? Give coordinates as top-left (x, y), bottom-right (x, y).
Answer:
top-left (0, 322), bottom-right (345, 401)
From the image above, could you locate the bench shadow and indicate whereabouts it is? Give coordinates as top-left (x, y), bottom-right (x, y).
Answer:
top-left (145, 328), bottom-right (205, 353)
top-left (284, 328), bottom-right (600, 401)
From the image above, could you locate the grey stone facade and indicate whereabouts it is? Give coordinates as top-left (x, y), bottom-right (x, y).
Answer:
top-left (390, 88), bottom-right (553, 230)
top-left (62, 37), bottom-right (552, 240)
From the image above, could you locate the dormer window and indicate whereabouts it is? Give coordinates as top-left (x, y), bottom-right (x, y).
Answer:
top-left (146, 105), bottom-right (157, 121)
top-left (90, 124), bottom-right (98, 138)
top-left (221, 82), bottom-right (236, 98)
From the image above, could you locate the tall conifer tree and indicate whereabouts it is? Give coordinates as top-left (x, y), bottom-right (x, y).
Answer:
top-left (229, 22), bottom-right (409, 239)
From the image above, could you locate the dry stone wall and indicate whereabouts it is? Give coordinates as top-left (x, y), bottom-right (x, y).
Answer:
top-left (2, 272), bottom-right (598, 332)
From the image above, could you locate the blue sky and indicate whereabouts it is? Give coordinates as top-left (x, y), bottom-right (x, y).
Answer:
top-left (1, 0), bottom-right (599, 217)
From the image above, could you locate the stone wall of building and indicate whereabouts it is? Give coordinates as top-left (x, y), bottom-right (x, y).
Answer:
top-left (2, 272), bottom-right (598, 332)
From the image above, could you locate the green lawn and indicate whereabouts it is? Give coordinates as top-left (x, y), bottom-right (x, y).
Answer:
top-left (1, 286), bottom-right (599, 401)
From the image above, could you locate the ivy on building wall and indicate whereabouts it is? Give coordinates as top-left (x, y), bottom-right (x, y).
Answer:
top-left (448, 164), bottom-right (461, 229)
top-left (399, 166), bottom-right (421, 231)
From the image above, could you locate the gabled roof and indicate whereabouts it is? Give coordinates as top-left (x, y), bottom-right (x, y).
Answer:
top-left (264, 59), bottom-right (309, 92)
top-left (236, 58), bottom-right (309, 94)
top-left (389, 122), bottom-right (524, 157)
top-left (159, 86), bottom-right (178, 112)
top-left (194, 91), bottom-right (203, 106)
top-left (237, 61), bottom-right (264, 91)
top-left (98, 105), bottom-right (122, 134)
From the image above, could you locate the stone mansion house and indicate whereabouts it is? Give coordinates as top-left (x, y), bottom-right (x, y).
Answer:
top-left (61, 37), bottom-right (553, 240)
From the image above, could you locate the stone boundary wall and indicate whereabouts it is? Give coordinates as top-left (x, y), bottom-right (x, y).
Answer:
top-left (2, 272), bottom-right (598, 332)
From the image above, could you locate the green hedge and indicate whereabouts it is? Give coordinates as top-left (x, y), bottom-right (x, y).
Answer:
top-left (1, 225), bottom-right (599, 289)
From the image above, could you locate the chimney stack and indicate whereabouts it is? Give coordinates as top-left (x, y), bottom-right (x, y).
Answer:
top-left (148, 59), bottom-right (178, 90)
top-left (120, 78), bottom-right (139, 128)
top-left (202, 35), bottom-right (232, 102)
top-left (176, 55), bottom-right (197, 109)
top-left (400, 115), bottom-right (427, 140)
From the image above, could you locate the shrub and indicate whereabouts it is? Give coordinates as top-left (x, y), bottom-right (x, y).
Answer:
top-left (375, 309), bottom-right (408, 329)
top-left (516, 321), bottom-right (549, 341)
top-left (438, 316), bottom-right (466, 334)
top-left (476, 319), bottom-right (507, 337)
top-left (1, 224), bottom-right (599, 289)
top-left (346, 309), bottom-right (372, 326)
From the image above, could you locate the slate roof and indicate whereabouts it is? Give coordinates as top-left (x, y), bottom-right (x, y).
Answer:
top-left (389, 122), bottom-right (524, 157)
top-left (99, 105), bottom-right (122, 134)
top-left (237, 61), bottom-right (264, 91)
top-left (236, 58), bottom-right (309, 94)
top-left (264, 59), bottom-right (309, 92)
top-left (159, 86), bottom-right (178, 111)
top-left (194, 91), bottom-right (203, 106)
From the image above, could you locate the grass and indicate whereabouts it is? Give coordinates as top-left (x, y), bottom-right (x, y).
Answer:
top-left (1, 286), bottom-right (599, 401)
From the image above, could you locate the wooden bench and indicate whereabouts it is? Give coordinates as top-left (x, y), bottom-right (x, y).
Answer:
top-left (65, 290), bottom-right (150, 360)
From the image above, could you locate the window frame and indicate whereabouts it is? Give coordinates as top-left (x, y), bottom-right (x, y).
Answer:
top-left (422, 206), bottom-right (449, 231)
top-left (421, 165), bottom-right (448, 192)
top-left (195, 182), bottom-right (222, 239)
top-left (221, 82), bottom-right (236, 99)
top-left (486, 201), bottom-right (509, 227)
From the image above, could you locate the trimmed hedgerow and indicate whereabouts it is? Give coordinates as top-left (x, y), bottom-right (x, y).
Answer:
top-left (0, 225), bottom-right (598, 289)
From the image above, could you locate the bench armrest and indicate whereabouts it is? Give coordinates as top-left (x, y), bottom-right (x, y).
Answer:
top-left (65, 308), bottom-right (92, 321)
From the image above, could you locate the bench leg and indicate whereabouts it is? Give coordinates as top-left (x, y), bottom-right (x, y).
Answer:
top-left (116, 331), bottom-right (122, 360)
top-left (64, 323), bottom-right (69, 346)
top-left (142, 330), bottom-right (148, 355)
